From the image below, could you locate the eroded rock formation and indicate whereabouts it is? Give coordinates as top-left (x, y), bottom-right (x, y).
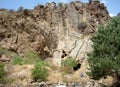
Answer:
top-left (0, 1), bottom-right (110, 64)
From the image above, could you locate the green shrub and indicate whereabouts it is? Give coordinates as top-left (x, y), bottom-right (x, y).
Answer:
top-left (0, 64), bottom-right (5, 83)
top-left (32, 61), bottom-right (49, 82)
top-left (23, 51), bottom-right (40, 64)
top-left (17, 6), bottom-right (24, 12)
top-left (87, 17), bottom-right (120, 82)
top-left (0, 47), bottom-right (10, 57)
top-left (62, 57), bottom-right (77, 68)
top-left (23, 9), bottom-right (29, 16)
top-left (58, 2), bottom-right (63, 7)
top-left (12, 54), bottom-right (22, 65)
top-left (61, 57), bottom-right (77, 73)
top-left (12, 51), bottom-right (44, 65)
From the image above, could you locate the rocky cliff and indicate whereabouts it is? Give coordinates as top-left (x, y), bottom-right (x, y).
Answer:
top-left (0, 1), bottom-right (110, 61)
top-left (0, 1), bottom-right (111, 85)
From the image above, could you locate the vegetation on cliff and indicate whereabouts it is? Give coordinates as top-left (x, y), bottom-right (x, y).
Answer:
top-left (87, 17), bottom-right (120, 86)
top-left (0, 64), bottom-right (5, 84)
top-left (61, 57), bottom-right (78, 73)
top-left (32, 61), bottom-right (49, 82)
top-left (0, 1), bottom-right (111, 86)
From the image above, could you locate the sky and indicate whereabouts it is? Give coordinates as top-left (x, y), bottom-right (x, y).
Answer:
top-left (0, 0), bottom-right (119, 16)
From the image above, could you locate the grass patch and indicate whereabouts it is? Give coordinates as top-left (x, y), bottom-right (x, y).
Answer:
top-left (11, 51), bottom-right (50, 82)
top-left (12, 54), bottom-right (22, 65)
top-left (61, 57), bottom-right (77, 73)
top-left (23, 51), bottom-right (41, 64)
top-left (6, 78), bottom-right (14, 85)
top-left (0, 47), bottom-right (11, 57)
top-left (12, 51), bottom-right (42, 65)
top-left (0, 64), bottom-right (5, 84)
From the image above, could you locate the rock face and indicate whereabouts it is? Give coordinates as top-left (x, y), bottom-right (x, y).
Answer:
top-left (0, 1), bottom-right (110, 65)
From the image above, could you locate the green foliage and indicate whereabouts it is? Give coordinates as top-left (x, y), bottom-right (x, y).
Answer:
top-left (12, 51), bottom-right (44, 65)
top-left (5, 78), bottom-right (14, 85)
top-left (0, 64), bottom-right (5, 83)
top-left (87, 17), bottom-right (120, 80)
top-left (58, 2), bottom-right (63, 7)
top-left (12, 54), bottom-right (22, 65)
top-left (62, 57), bottom-right (77, 68)
top-left (0, 47), bottom-right (10, 56)
top-left (23, 51), bottom-right (41, 64)
top-left (0, 47), bottom-right (5, 56)
top-left (18, 6), bottom-right (24, 12)
top-left (23, 9), bottom-right (29, 16)
top-left (12, 51), bottom-right (41, 65)
top-left (32, 61), bottom-right (49, 82)
top-left (61, 57), bottom-right (77, 73)
top-left (11, 51), bottom-right (49, 82)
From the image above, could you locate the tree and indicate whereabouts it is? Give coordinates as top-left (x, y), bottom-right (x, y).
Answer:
top-left (17, 6), bottom-right (24, 12)
top-left (117, 12), bottom-right (120, 17)
top-left (58, 2), bottom-right (63, 7)
top-left (87, 17), bottom-right (120, 86)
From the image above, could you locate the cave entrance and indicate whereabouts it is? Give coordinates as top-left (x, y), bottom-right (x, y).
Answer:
top-left (73, 63), bottom-right (81, 71)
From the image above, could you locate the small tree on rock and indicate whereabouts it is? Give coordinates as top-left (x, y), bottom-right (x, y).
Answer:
top-left (87, 17), bottom-right (120, 87)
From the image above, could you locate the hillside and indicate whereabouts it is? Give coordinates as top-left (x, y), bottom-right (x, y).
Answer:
top-left (0, 0), bottom-right (111, 86)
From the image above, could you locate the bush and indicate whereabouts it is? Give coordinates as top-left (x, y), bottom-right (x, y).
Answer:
top-left (12, 54), bottom-right (22, 65)
top-left (17, 6), bottom-right (24, 12)
top-left (32, 61), bottom-right (49, 82)
top-left (58, 2), bottom-right (63, 7)
top-left (23, 51), bottom-right (40, 64)
top-left (0, 64), bottom-right (5, 83)
top-left (61, 57), bottom-right (77, 73)
top-left (23, 9), bottom-right (29, 16)
top-left (0, 47), bottom-right (10, 57)
top-left (87, 17), bottom-right (120, 83)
